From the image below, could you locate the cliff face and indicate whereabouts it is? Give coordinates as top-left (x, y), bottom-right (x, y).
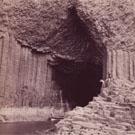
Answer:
top-left (0, 0), bottom-right (135, 109)
top-left (76, 0), bottom-right (135, 80)
top-left (0, 33), bottom-right (58, 107)
top-left (0, 0), bottom-right (104, 107)
top-left (0, 0), bottom-right (69, 107)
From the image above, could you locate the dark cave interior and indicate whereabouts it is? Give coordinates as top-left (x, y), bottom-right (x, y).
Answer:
top-left (53, 61), bottom-right (103, 109)
top-left (50, 6), bottom-right (105, 109)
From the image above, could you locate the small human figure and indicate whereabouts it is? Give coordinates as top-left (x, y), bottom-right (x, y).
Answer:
top-left (106, 72), bottom-right (112, 87)
top-left (108, 73), bottom-right (112, 78)
top-left (99, 79), bottom-right (106, 97)
top-left (99, 73), bottom-right (112, 97)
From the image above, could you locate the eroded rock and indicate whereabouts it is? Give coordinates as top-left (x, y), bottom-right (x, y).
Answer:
top-left (56, 80), bottom-right (135, 135)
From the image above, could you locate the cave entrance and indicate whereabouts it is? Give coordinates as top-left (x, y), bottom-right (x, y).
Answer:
top-left (53, 59), bottom-right (103, 109)
top-left (49, 6), bottom-right (106, 109)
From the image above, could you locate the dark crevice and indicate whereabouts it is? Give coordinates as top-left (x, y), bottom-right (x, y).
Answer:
top-left (53, 61), bottom-right (103, 109)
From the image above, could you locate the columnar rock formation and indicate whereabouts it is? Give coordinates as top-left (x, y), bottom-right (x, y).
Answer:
top-left (106, 49), bottom-right (135, 81)
top-left (0, 33), bottom-right (60, 107)
top-left (75, 0), bottom-right (135, 81)
top-left (0, 0), bottom-right (69, 107)
top-left (0, 0), bottom-right (104, 107)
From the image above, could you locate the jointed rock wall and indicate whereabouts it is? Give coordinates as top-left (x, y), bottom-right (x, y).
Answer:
top-left (106, 49), bottom-right (135, 81)
top-left (0, 33), bottom-right (60, 107)
top-left (0, 0), bottom-right (69, 107)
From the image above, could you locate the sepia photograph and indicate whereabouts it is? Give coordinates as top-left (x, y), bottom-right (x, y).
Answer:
top-left (0, 0), bottom-right (135, 134)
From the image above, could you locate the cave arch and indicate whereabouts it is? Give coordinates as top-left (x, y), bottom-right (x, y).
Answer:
top-left (49, 7), bottom-right (107, 109)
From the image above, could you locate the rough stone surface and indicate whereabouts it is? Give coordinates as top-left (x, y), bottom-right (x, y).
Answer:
top-left (56, 80), bottom-right (135, 135)
top-left (0, 37), bottom-right (60, 107)
top-left (1, 0), bottom-right (105, 62)
top-left (76, 0), bottom-right (135, 51)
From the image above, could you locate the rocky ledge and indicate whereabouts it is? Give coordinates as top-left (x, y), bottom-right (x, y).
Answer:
top-left (55, 80), bottom-right (135, 135)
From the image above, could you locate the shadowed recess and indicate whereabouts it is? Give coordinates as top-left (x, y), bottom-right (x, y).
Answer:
top-left (53, 61), bottom-right (103, 108)
top-left (50, 7), bottom-right (105, 109)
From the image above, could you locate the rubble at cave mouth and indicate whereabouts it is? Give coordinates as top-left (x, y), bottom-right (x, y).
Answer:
top-left (53, 59), bottom-right (103, 109)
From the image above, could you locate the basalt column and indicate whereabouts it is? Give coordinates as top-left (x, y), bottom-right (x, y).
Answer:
top-left (106, 48), bottom-right (135, 81)
top-left (0, 33), bottom-right (59, 107)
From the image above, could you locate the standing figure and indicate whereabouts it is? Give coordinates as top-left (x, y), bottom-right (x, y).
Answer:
top-left (106, 72), bottom-right (112, 87)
